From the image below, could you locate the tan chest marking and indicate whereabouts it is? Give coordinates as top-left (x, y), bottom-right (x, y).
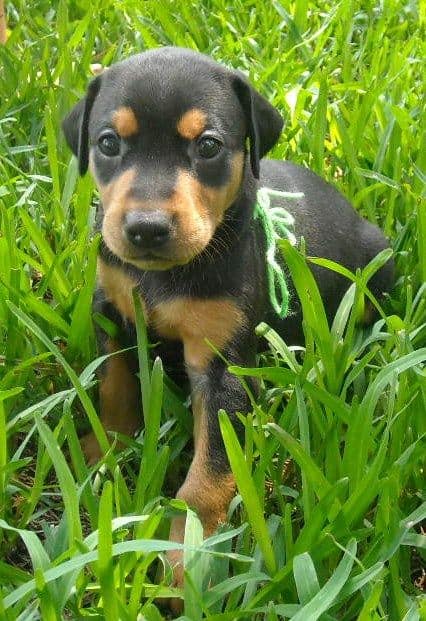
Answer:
top-left (151, 298), bottom-right (245, 371)
top-left (97, 261), bottom-right (244, 371)
top-left (97, 259), bottom-right (140, 323)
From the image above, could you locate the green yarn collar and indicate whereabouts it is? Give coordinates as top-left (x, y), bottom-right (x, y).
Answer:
top-left (254, 186), bottom-right (303, 319)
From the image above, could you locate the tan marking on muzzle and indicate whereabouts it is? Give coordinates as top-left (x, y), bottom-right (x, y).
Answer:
top-left (99, 168), bottom-right (137, 260)
top-left (200, 151), bottom-right (245, 225)
top-left (112, 106), bottom-right (139, 138)
top-left (97, 152), bottom-right (244, 268)
top-left (167, 152), bottom-right (245, 261)
top-left (176, 108), bottom-right (207, 140)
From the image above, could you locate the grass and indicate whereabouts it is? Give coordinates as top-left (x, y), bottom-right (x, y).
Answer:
top-left (0, 0), bottom-right (425, 618)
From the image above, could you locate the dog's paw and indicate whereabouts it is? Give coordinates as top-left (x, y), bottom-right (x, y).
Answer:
top-left (80, 431), bottom-right (103, 465)
top-left (156, 594), bottom-right (183, 618)
top-left (169, 595), bottom-right (184, 616)
top-left (156, 549), bottom-right (184, 616)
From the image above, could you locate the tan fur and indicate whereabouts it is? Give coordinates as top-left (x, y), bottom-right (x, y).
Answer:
top-left (167, 392), bottom-right (235, 606)
top-left (99, 168), bottom-right (174, 266)
top-left (97, 258), bottom-right (139, 322)
top-left (98, 166), bottom-right (211, 268)
top-left (151, 297), bottom-right (246, 371)
top-left (112, 106), bottom-right (139, 138)
top-left (164, 153), bottom-right (244, 263)
top-left (99, 340), bottom-right (140, 431)
top-left (81, 338), bottom-right (141, 464)
top-left (169, 170), bottom-right (215, 259)
top-left (202, 151), bottom-right (245, 224)
top-left (96, 154), bottom-right (244, 269)
top-left (98, 258), bottom-right (244, 371)
top-left (176, 108), bottom-right (206, 140)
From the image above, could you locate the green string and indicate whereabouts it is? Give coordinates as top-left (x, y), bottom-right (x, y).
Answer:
top-left (254, 186), bottom-right (303, 318)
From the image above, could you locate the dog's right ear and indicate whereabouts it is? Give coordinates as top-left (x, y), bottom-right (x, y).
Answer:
top-left (62, 76), bottom-right (102, 175)
top-left (232, 73), bottom-right (283, 179)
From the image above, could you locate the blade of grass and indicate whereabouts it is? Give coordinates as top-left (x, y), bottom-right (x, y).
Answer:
top-left (291, 539), bottom-right (357, 621)
top-left (96, 481), bottom-right (119, 621)
top-left (219, 411), bottom-right (276, 575)
top-left (7, 301), bottom-right (111, 460)
top-left (34, 414), bottom-right (82, 545)
top-left (293, 552), bottom-right (320, 604)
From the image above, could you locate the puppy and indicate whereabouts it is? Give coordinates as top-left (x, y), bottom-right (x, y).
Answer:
top-left (62, 46), bottom-right (393, 601)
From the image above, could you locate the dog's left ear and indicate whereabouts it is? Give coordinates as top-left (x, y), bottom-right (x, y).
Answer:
top-left (62, 76), bottom-right (102, 175)
top-left (232, 74), bottom-right (283, 179)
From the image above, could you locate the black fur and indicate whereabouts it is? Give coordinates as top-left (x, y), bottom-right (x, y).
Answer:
top-left (62, 76), bottom-right (102, 175)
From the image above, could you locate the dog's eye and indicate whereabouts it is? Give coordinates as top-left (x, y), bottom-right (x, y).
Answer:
top-left (197, 136), bottom-right (222, 159)
top-left (98, 131), bottom-right (120, 156)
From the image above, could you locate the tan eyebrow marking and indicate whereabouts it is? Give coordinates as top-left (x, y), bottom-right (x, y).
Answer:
top-left (112, 106), bottom-right (139, 138)
top-left (177, 108), bottom-right (207, 140)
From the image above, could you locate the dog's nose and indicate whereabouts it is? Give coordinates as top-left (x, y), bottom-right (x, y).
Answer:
top-left (123, 210), bottom-right (172, 249)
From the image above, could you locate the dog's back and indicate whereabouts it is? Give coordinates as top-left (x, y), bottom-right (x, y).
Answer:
top-left (259, 159), bottom-right (394, 338)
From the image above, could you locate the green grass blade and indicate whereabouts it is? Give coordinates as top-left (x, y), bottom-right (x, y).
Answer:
top-left (293, 552), bottom-right (320, 604)
top-left (183, 508), bottom-right (205, 620)
top-left (132, 288), bottom-right (151, 415)
top-left (7, 301), bottom-right (110, 459)
top-left (267, 423), bottom-right (335, 502)
top-left (291, 539), bottom-right (357, 621)
top-left (96, 481), bottom-right (119, 620)
top-left (34, 414), bottom-right (82, 545)
top-left (219, 411), bottom-right (276, 575)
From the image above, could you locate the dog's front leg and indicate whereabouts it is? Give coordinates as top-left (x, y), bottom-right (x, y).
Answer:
top-left (167, 359), bottom-right (251, 611)
top-left (81, 335), bottom-right (141, 465)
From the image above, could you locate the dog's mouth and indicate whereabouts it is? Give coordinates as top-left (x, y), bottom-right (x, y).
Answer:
top-left (123, 250), bottom-right (193, 271)
top-left (128, 251), bottom-right (161, 261)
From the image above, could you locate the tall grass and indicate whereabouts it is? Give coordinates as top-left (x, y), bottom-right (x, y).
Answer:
top-left (0, 0), bottom-right (424, 619)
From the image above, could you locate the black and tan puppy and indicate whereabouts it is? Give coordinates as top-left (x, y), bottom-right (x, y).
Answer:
top-left (63, 47), bottom-right (393, 594)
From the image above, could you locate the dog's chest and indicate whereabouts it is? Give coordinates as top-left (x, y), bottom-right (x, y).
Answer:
top-left (98, 260), bottom-right (245, 371)
top-left (149, 298), bottom-right (242, 369)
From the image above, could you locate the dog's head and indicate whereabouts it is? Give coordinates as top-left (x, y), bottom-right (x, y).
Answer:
top-left (63, 48), bottom-right (283, 270)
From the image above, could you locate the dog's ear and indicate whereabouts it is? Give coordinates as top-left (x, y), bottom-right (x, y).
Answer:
top-left (62, 76), bottom-right (102, 175)
top-left (232, 74), bottom-right (283, 179)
